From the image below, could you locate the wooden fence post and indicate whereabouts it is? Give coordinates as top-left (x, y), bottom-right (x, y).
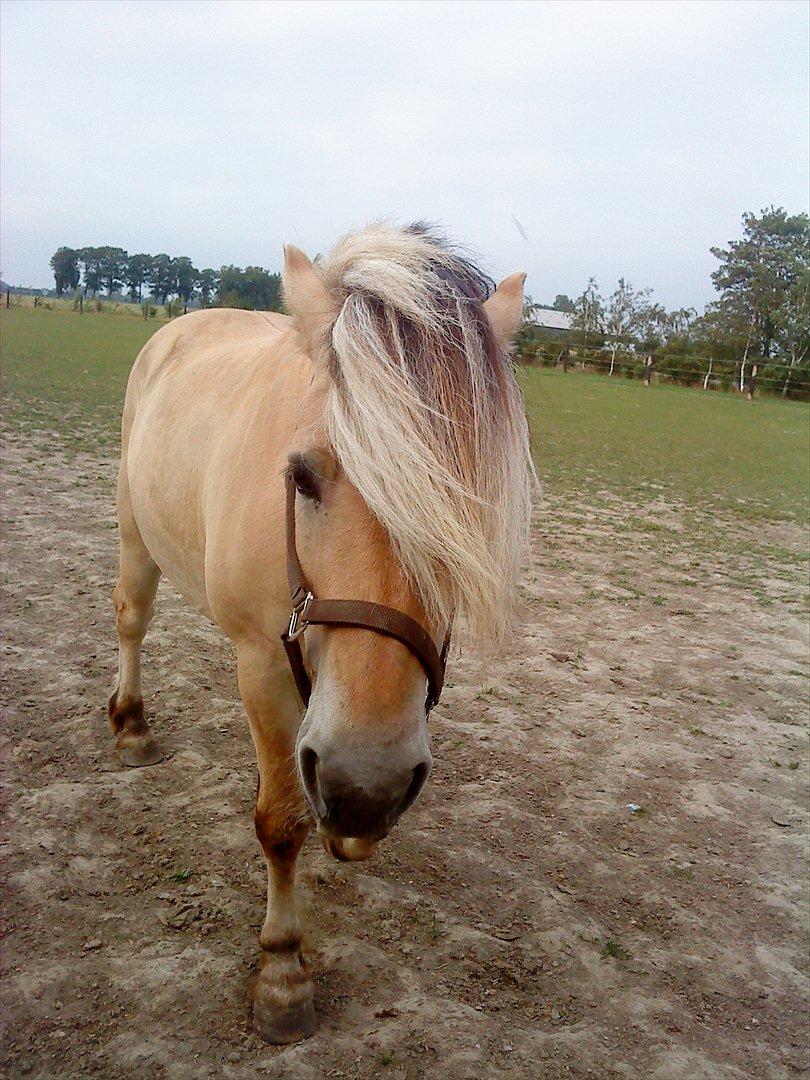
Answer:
top-left (6, 290), bottom-right (9, 309)
top-left (746, 364), bottom-right (758, 401)
top-left (643, 354), bottom-right (656, 386)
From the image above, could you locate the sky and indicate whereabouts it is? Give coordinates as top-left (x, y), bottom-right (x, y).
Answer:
top-left (1, 0), bottom-right (808, 309)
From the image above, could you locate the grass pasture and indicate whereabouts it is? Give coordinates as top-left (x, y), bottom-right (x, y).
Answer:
top-left (524, 367), bottom-right (810, 523)
top-left (1, 307), bottom-right (168, 444)
top-left (2, 305), bottom-right (809, 1079)
top-left (3, 306), bottom-right (809, 521)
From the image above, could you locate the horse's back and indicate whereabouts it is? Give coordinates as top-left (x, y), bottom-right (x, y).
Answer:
top-left (124, 308), bottom-right (292, 412)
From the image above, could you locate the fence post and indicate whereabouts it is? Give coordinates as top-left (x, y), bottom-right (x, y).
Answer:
top-left (702, 357), bottom-right (713, 390)
top-left (746, 364), bottom-right (758, 401)
top-left (5, 290), bottom-right (9, 309)
top-left (643, 354), bottom-right (656, 386)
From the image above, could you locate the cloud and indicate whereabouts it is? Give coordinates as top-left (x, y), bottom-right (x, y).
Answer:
top-left (2, 0), bottom-right (807, 307)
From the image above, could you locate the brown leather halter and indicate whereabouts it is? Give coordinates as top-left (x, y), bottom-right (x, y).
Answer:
top-left (281, 471), bottom-right (450, 713)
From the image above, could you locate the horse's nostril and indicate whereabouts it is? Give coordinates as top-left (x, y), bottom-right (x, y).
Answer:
top-left (299, 746), bottom-right (326, 819)
top-left (399, 760), bottom-right (430, 815)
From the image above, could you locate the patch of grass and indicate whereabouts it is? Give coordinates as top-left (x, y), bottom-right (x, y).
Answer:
top-left (631, 518), bottom-right (665, 533)
top-left (1, 307), bottom-right (167, 452)
top-left (672, 866), bottom-right (695, 880)
top-left (600, 937), bottom-right (631, 961)
top-left (473, 686), bottom-right (495, 701)
top-left (522, 367), bottom-right (810, 523)
top-left (3, 309), bottom-right (808, 527)
top-left (169, 869), bottom-right (192, 883)
top-left (788, 761), bottom-right (800, 770)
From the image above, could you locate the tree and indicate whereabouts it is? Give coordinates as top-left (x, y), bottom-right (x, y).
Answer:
top-left (216, 264), bottom-right (246, 307)
top-left (551, 293), bottom-right (575, 313)
top-left (635, 301), bottom-right (668, 353)
top-left (173, 257), bottom-right (198, 305)
top-left (216, 264), bottom-right (283, 310)
top-left (665, 307), bottom-right (697, 341)
top-left (126, 254), bottom-right (153, 302)
top-left (78, 247), bottom-right (104, 296)
top-left (773, 267), bottom-right (810, 396)
top-left (198, 268), bottom-right (218, 307)
top-left (99, 246), bottom-right (128, 296)
top-left (244, 266), bottom-right (282, 310)
top-left (572, 277), bottom-right (604, 353)
top-left (148, 254), bottom-right (177, 304)
top-left (604, 278), bottom-right (650, 375)
top-left (49, 247), bottom-right (80, 296)
top-left (711, 207), bottom-right (810, 388)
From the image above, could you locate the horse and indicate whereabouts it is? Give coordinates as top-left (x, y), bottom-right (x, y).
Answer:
top-left (109, 223), bottom-right (535, 1043)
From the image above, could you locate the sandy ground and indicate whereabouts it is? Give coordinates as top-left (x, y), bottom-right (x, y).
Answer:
top-left (1, 428), bottom-right (808, 1080)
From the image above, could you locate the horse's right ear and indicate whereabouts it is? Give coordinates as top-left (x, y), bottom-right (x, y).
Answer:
top-left (283, 244), bottom-right (335, 359)
top-left (483, 272), bottom-right (527, 343)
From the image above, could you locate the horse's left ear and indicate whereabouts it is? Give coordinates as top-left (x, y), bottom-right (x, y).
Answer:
top-left (283, 244), bottom-right (336, 359)
top-left (483, 272), bottom-right (527, 342)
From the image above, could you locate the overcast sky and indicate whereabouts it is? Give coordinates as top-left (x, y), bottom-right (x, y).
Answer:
top-left (2, 0), bottom-right (807, 308)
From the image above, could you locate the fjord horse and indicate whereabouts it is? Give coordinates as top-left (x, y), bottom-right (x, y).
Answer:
top-left (109, 224), bottom-right (534, 1042)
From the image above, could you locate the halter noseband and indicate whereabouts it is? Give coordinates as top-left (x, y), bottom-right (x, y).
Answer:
top-left (280, 471), bottom-right (450, 713)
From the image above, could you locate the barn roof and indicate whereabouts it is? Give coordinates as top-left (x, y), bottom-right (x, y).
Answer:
top-left (527, 307), bottom-right (573, 331)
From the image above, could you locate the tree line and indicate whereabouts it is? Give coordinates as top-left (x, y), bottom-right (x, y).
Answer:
top-left (519, 207), bottom-right (809, 398)
top-left (48, 246), bottom-right (282, 311)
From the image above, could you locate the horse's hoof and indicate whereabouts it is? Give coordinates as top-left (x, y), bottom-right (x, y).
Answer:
top-left (117, 735), bottom-right (164, 768)
top-left (252, 995), bottom-right (317, 1044)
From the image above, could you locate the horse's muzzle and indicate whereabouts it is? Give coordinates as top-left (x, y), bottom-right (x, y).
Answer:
top-left (297, 736), bottom-right (431, 840)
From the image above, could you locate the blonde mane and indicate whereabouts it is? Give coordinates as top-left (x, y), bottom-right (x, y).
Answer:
top-left (318, 223), bottom-right (536, 649)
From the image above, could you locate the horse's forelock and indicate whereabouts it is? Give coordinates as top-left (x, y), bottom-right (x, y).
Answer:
top-left (319, 223), bottom-right (535, 649)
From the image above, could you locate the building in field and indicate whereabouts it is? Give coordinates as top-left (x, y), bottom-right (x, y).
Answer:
top-left (526, 306), bottom-right (573, 332)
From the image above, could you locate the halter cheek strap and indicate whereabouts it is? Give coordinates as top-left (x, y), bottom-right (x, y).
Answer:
top-left (280, 471), bottom-right (450, 712)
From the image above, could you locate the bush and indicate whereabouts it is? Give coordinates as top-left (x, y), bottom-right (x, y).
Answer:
top-left (141, 301), bottom-right (157, 320)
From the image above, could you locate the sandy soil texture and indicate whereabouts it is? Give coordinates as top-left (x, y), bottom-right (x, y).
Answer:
top-left (2, 429), bottom-right (808, 1079)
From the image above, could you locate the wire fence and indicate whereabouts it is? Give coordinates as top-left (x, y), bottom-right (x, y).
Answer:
top-left (520, 343), bottom-right (810, 399)
top-left (2, 291), bottom-right (179, 319)
top-left (4, 291), bottom-right (809, 399)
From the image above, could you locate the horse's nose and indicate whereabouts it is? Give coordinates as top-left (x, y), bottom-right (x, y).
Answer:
top-left (297, 740), bottom-right (431, 839)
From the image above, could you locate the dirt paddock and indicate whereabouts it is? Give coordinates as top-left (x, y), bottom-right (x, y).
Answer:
top-left (2, 427), bottom-right (808, 1079)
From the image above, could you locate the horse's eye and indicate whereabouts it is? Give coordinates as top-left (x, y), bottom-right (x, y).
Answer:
top-left (292, 463), bottom-right (320, 502)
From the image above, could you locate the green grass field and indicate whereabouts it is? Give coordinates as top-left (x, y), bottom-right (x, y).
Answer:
top-left (1, 307), bottom-right (167, 443)
top-left (523, 367), bottom-right (810, 523)
top-left (2, 306), bottom-right (809, 523)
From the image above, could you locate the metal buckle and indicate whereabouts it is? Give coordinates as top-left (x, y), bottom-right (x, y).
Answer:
top-left (286, 591), bottom-right (314, 641)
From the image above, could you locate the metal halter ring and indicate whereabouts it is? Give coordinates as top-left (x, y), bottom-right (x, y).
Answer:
top-left (286, 591), bottom-right (314, 641)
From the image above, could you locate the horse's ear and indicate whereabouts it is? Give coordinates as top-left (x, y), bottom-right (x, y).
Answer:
top-left (483, 272), bottom-right (527, 342)
top-left (283, 244), bottom-right (335, 358)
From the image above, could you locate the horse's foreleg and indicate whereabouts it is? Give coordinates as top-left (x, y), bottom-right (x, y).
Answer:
top-left (109, 482), bottom-right (163, 767)
top-left (236, 643), bottom-right (316, 1045)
